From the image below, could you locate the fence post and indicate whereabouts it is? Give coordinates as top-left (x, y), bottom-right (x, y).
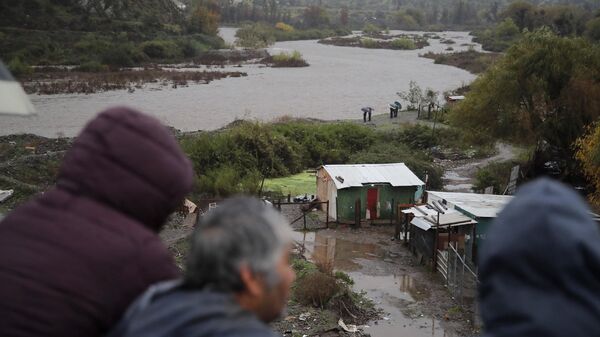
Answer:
top-left (303, 212), bottom-right (307, 231)
top-left (326, 200), bottom-right (329, 229)
top-left (354, 198), bottom-right (361, 228)
top-left (287, 194), bottom-right (291, 203)
top-left (461, 253), bottom-right (466, 304)
top-left (390, 198), bottom-right (395, 227)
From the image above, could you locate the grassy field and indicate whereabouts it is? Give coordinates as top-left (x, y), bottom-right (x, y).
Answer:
top-left (264, 171), bottom-right (316, 196)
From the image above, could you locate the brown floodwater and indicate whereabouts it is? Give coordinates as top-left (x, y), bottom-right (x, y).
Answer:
top-left (293, 230), bottom-right (454, 337)
top-left (1, 28), bottom-right (478, 137)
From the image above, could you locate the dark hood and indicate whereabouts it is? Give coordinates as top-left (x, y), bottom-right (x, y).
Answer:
top-left (110, 281), bottom-right (278, 337)
top-left (479, 178), bottom-right (600, 337)
top-left (58, 107), bottom-right (194, 231)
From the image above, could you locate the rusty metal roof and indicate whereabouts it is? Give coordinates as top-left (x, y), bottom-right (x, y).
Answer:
top-left (321, 163), bottom-right (425, 190)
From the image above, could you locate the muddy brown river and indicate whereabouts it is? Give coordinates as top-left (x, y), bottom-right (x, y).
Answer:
top-left (1, 28), bottom-right (479, 137)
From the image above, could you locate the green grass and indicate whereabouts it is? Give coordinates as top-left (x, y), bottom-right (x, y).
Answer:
top-left (264, 171), bottom-right (316, 196)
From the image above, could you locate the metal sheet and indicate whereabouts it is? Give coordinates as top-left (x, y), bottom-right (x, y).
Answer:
top-left (322, 163), bottom-right (425, 190)
top-left (411, 217), bottom-right (433, 231)
top-left (427, 191), bottom-right (513, 218)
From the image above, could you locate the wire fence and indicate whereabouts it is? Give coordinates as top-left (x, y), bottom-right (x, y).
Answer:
top-left (437, 242), bottom-right (479, 305)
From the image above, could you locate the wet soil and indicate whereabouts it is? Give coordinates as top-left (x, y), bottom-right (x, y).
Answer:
top-left (292, 226), bottom-right (480, 337)
top-left (439, 143), bottom-right (517, 192)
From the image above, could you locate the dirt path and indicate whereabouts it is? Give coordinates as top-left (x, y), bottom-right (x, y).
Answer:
top-left (293, 226), bottom-right (479, 337)
top-left (441, 143), bottom-right (517, 192)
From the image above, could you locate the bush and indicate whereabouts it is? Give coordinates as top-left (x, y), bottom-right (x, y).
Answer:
top-left (360, 38), bottom-right (378, 48)
top-left (398, 124), bottom-right (436, 149)
top-left (269, 50), bottom-right (308, 67)
top-left (334, 271), bottom-right (354, 285)
top-left (362, 23), bottom-right (381, 35)
top-left (473, 161), bottom-right (515, 193)
top-left (75, 61), bottom-right (108, 72)
top-left (235, 23), bottom-right (276, 48)
top-left (101, 44), bottom-right (138, 67)
top-left (390, 38), bottom-right (417, 50)
top-left (294, 271), bottom-right (340, 308)
top-left (141, 40), bottom-right (181, 59)
top-left (275, 22), bottom-right (294, 32)
top-left (7, 57), bottom-right (32, 77)
top-left (292, 257), bottom-right (318, 279)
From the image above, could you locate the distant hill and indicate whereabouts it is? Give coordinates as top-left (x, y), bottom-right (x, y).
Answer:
top-left (0, 0), bottom-right (184, 31)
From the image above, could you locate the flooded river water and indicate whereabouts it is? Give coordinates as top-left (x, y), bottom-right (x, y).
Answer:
top-left (294, 229), bottom-right (457, 337)
top-left (2, 28), bottom-right (479, 137)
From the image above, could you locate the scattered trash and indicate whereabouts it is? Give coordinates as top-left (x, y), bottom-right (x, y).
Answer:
top-left (338, 319), bottom-right (358, 333)
top-left (383, 316), bottom-right (391, 321)
top-left (299, 312), bottom-right (311, 321)
top-left (183, 199), bottom-right (197, 214)
top-left (0, 190), bottom-right (14, 203)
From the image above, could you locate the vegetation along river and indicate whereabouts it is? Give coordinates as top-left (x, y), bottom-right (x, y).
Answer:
top-left (1, 28), bottom-right (479, 137)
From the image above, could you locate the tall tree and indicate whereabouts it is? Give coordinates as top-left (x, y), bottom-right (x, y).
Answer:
top-left (450, 28), bottom-right (600, 172)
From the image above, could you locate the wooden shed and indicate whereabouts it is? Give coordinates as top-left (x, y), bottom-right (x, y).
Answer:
top-left (316, 163), bottom-right (424, 222)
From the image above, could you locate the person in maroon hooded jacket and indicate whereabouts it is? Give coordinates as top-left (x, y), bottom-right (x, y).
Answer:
top-left (0, 107), bottom-right (194, 337)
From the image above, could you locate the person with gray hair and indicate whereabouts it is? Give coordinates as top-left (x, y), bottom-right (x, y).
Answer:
top-left (109, 196), bottom-right (296, 337)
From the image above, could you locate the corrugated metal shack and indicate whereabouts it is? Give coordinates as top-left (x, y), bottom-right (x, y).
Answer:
top-left (316, 163), bottom-right (424, 223)
top-left (426, 191), bottom-right (513, 247)
top-left (403, 203), bottom-right (477, 264)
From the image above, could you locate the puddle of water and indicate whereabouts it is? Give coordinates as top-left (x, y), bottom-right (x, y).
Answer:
top-left (292, 230), bottom-right (454, 337)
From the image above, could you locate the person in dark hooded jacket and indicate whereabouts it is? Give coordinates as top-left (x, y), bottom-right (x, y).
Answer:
top-left (479, 178), bottom-right (600, 337)
top-left (0, 107), bottom-right (194, 337)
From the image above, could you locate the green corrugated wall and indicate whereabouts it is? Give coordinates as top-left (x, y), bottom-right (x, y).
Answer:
top-left (336, 184), bottom-right (417, 221)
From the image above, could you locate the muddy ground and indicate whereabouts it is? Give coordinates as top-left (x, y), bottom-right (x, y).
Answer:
top-left (292, 225), bottom-right (480, 337)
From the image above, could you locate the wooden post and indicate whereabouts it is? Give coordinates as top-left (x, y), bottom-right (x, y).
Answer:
top-left (335, 197), bottom-right (339, 225)
top-left (287, 194), bottom-right (291, 203)
top-left (303, 212), bottom-right (307, 231)
top-left (404, 214), bottom-right (409, 244)
top-left (432, 211), bottom-right (440, 272)
top-left (354, 198), bottom-right (361, 228)
top-left (326, 200), bottom-right (329, 229)
top-left (390, 198), bottom-right (394, 226)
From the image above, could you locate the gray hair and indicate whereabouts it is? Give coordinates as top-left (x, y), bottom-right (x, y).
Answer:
top-left (184, 197), bottom-right (293, 292)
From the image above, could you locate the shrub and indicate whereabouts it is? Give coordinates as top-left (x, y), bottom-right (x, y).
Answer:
top-left (294, 271), bottom-right (340, 308)
top-left (141, 40), bottom-right (181, 59)
top-left (75, 61), bottom-right (108, 72)
top-left (269, 50), bottom-right (308, 67)
top-left (235, 23), bottom-right (276, 48)
top-left (473, 161), bottom-right (515, 193)
top-left (292, 258), bottom-right (318, 279)
top-left (334, 271), bottom-right (354, 285)
top-left (275, 22), bottom-right (294, 32)
top-left (390, 38), bottom-right (417, 50)
top-left (101, 44), bottom-right (138, 67)
top-left (360, 38), bottom-right (378, 48)
top-left (7, 57), bottom-right (32, 77)
top-left (362, 23), bottom-right (381, 35)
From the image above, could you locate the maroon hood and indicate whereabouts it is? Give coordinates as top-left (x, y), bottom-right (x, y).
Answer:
top-left (58, 107), bottom-right (194, 231)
